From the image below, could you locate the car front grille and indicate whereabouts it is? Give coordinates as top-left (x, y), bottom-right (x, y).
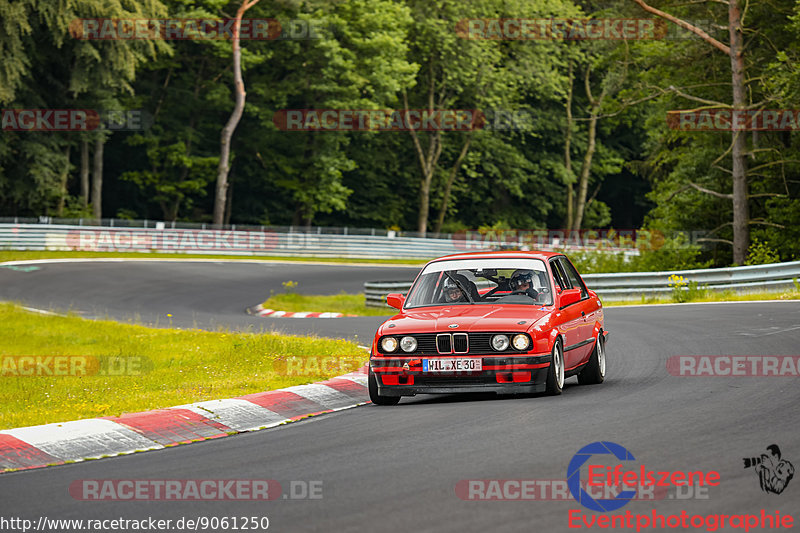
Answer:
top-left (436, 334), bottom-right (451, 354)
top-left (453, 333), bottom-right (468, 353)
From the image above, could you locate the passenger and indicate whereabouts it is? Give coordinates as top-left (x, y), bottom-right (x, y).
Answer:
top-left (442, 277), bottom-right (466, 303)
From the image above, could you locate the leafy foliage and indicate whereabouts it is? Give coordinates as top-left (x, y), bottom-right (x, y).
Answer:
top-left (0, 0), bottom-right (798, 266)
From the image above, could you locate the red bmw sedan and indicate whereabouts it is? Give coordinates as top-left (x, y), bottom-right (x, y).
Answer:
top-left (368, 251), bottom-right (608, 405)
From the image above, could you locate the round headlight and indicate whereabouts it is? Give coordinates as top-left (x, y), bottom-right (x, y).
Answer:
top-left (400, 336), bottom-right (418, 352)
top-left (512, 334), bottom-right (530, 351)
top-left (491, 334), bottom-right (510, 351)
top-left (381, 337), bottom-right (398, 352)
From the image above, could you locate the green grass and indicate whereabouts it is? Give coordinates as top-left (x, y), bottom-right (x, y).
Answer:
top-left (0, 303), bottom-right (367, 430)
top-left (0, 250), bottom-right (427, 265)
top-left (603, 288), bottom-right (800, 306)
top-left (262, 292), bottom-right (396, 316)
top-left (265, 288), bottom-right (800, 315)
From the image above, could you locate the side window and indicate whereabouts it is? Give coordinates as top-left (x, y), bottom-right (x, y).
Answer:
top-left (550, 259), bottom-right (569, 290)
top-left (558, 257), bottom-right (588, 298)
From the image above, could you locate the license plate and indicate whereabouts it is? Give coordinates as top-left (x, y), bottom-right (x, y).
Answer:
top-left (422, 358), bottom-right (482, 372)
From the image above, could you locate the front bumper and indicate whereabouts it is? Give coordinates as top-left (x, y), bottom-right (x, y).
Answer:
top-left (370, 354), bottom-right (552, 397)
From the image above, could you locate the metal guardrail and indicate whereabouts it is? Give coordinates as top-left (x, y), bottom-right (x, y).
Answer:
top-left (3, 222), bottom-right (797, 302)
top-left (365, 281), bottom-right (415, 307)
top-left (365, 261), bottom-right (800, 305)
top-left (582, 261), bottom-right (800, 300)
top-left (0, 223), bottom-right (643, 260)
top-left (0, 223), bottom-right (461, 260)
top-left (0, 217), bottom-right (439, 239)
top-left (0, 217), bottom-right (639, 260)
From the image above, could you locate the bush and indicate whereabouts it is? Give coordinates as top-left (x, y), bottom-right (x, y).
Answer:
top-left (566, 235), bottom-right (710, 274)
top-left (745, 239), bottom-right (781, 265)
top-left (668, 275), bottom-right (706, 303)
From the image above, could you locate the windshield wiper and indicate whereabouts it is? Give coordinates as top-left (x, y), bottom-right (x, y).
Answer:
top-left (444, 271), bottom-right (474, 304)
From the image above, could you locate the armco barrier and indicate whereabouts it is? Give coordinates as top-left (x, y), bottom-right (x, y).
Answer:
top-left (365, 261), bottom-right (800, 304)
top-left (0, 221), bottom-right (645, 260)
top-left (3, 222), bottom-right (797, 302)
top-left (582, 261), bottom-right (800, 300)
top-left (364, 281), bottom-right (415, 307)
top-left (0, 223), bottom-right (460, 260)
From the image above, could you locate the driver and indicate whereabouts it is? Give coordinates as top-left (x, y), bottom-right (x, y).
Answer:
top-left (442, 277), bottom-right (466, 303)
top-left (510, 269), bottom-right (538, 299)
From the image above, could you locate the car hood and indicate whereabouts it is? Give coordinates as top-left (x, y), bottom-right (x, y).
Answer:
top-left (379, 305), bottom-right (553, 336)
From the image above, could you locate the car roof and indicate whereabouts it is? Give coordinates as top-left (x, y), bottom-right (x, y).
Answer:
top-left (425, 250), bottom-right (564, 265)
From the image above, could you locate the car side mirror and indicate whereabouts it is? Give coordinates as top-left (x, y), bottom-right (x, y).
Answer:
top-left (386, 293), bottom-right (405, 310)
top-left (559, 288), bottom-right (581, 308)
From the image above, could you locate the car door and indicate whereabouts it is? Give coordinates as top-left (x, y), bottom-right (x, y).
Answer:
top-left (549, 258), bottom-right (585, 370)
top-left (557, 256), bottom-right (596, 366)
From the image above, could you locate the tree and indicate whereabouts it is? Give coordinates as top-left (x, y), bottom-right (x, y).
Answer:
top-left (213, 0), bottom-right (260, 226)
top-left (403, 0), bottom-right (579, 235)
top-left (0, 0), bottom-right (168, 218)
top-left (633, 0), bottom-right (749, 263)
top-left (241, 0), bottom-right (417, 226)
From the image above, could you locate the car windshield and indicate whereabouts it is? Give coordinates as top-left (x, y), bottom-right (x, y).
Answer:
top-left (404, 258), bottom-right (552, 308)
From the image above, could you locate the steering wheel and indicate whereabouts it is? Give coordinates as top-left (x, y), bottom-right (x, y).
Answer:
top-left (511, 289), bottom-right (539, 298)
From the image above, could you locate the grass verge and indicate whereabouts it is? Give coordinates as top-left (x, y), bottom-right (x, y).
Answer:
top-left (603, 288), bottom-right (800, 306)
top-left (264, 288), bottom-right (800, 315)
top-left (0, 250), bottom-right (427, 266)
top-left (262, 292), bottom-right (396, 316)
top-left (0, 303), bottom-right (366, 430)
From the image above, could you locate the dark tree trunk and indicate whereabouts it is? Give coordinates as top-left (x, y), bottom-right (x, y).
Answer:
top-left (433, 136), bottom-right (472, 235)
top-left (80, 140), bottom-right (89, 208)
top-left (224, 175), bottom-right (234, 226)
top-left (728, 0), bottom-right (749, 264)
top-left (57, 144), bottom-right (71, 217)
top-left (214, 0), bottom-right (260, 226)
top-left (91, 137), bottom-right (104, 220)
top-left (633, 0), bottom-right (749, 263)
top-left (564, 60), bottom-right (575, 230)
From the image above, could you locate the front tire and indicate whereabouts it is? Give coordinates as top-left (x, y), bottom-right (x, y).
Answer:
top-left (545, 338), bottom-right (565, 395)
top-left (578, 333), bottom-right (606, 385)
top-left (368, 368), bottom-right (401, 406)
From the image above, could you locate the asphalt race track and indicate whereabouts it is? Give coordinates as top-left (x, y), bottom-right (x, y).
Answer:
top-left (0, 260), bottom-right (421, 341)
top-left (1, 260), bottom-right (799, 532)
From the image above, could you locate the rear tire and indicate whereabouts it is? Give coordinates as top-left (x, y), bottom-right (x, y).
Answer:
top-left (545, 338), bottom-right (564, 395)
top-left (578, 333), bottom-right (606, 385)
top-left (368, 368), bottom-right (401, 406)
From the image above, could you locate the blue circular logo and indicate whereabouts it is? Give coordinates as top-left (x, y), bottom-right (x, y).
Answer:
top-left (567, 441), bottom-right (637, 512)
